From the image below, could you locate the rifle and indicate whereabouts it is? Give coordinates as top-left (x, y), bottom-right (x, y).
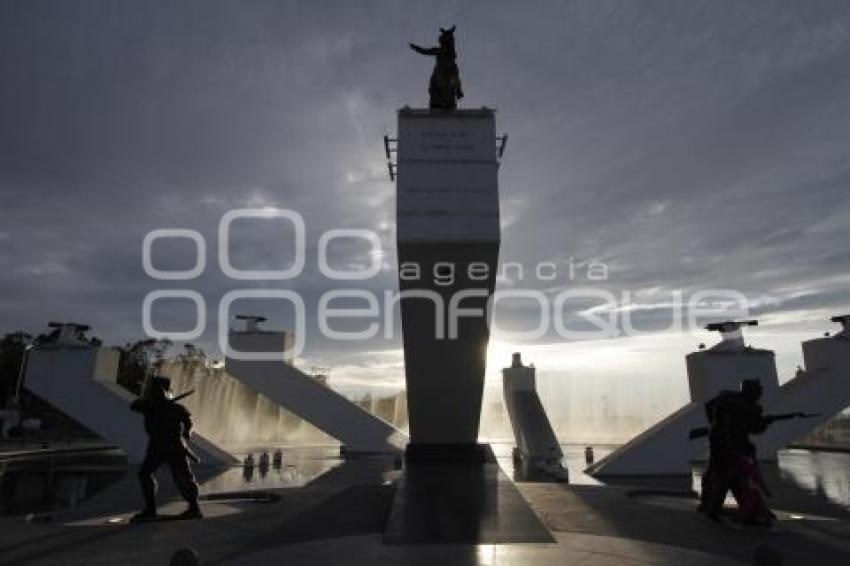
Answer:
top-left (169, 389), bottom-right (195, 403)
top-left (688, 427), bottom-right (710, 440)
top-left (688, 412), bottom-right (822, 440)
top-left (764, 411), bottom-right (821, 424)
top-left (130, 389), bottom-right (194, 411)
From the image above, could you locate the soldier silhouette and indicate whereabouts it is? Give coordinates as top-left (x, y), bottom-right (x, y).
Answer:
top-left (130, 376), bottom-right (201, 521)
top-left (698, 379), bottom-right (808, 526)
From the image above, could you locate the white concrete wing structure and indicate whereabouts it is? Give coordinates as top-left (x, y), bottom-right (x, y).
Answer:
top-left (757, 316), bottom-right (850, 455)
top-left (24, 326), bottom-right (236, 465)
top-left (586, 403), bottom-right (707, 477)
top-left (502, 353), bottom-right (567, 480)
top-left (224, 327), bottom-right (407, 455)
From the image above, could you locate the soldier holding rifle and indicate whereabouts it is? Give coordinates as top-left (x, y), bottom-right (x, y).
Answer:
top-left (130, 376), bottom-right (202, 522)
top-left (695, 379), bottom-right (819, 525)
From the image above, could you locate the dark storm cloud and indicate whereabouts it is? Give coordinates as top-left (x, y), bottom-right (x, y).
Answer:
top-left (2, 0), bottom-right (850, 364)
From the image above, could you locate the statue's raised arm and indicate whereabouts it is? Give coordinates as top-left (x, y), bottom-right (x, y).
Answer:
top-left (409, 26), bottom-right (464, 110)
top-left (409, 43), bottom-right (439, 56)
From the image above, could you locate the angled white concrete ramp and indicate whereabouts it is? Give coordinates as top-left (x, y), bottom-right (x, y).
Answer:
top-left (758, 317), bottom-right (850, 454)
top-left (502, 353), bottom-right (567, 480)
top-left (585, 401), bottom-right (708, 477)
top-left (224, 326), bottom-right (407, 455)
top-left (24, 338), bottom-right (237, 466)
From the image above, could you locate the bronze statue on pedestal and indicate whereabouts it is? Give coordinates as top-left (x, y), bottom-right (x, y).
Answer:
top-left (409, 26), bottom-right (464, 110)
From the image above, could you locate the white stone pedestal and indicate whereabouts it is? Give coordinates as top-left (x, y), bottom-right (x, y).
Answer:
top-left (395, 108), bottom-right (501, 448)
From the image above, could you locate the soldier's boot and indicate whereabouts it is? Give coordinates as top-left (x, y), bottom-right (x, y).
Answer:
top-left (130, 509), bottom-right (158, 522)
top-left (172, 461), bottom-right (202, 519)
top-left (177, 485), bottom-right (202, 519)
top-left (132, 467), bottom-right (158, 521)
top-left (177, 505), bottom-right (203, 519)
top-left (178, 485), bottom-right (202, 519)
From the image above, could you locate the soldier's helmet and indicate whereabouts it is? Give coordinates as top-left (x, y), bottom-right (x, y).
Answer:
top-left (740, 379), bottom-right (763, 399)
top-left (148, 376), bottom-right (172, 399)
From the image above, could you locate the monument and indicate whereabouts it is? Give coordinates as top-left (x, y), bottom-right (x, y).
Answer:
top-left (382, 30), bottom-right (555, 545)
top-left (394, 107), bottom-right (501, 456)
top-left (389, 30), bottom-right (505, 457)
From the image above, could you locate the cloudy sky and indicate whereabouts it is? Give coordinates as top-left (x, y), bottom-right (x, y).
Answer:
top-left (2, 1), bottom-right (850, 434)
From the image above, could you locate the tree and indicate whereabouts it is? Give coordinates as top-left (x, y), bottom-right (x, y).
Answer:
top-left (0, 332), bottom-right (32, 407)
top-left (116, 338), bottom-right (172, 395)
top-left (180, 343), bottom-right (206, 361)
